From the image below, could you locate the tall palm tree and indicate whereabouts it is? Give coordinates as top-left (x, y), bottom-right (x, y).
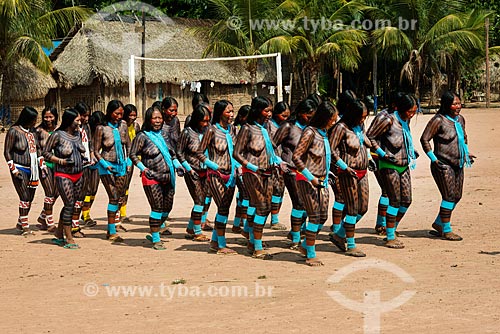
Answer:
top-left (361, 0), bottom-right (490, 105)
top-left (0, 0), bottom-right (90, 104)
top-left (261, 0), bottom-right (367, 95)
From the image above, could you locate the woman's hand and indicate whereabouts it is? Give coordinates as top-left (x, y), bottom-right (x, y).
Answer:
top-left (311, 177), bottom-right (325, 188)
top-left (345, 167), bottom-right (358, 179)
top-left (176, 167), bottom-right (185, 177)
top-left (381, 152), bottom-right (398, 164)
top-left (279, 162), bottom-right (290, 174)
top-left (433, 160), bottom-right (448, 170)
top-left (368, 159), bottom-right (377, 172)
top-left (13, 171), bottom-right (24, 180)
top-left (189, 170), bottom-right (199, 180)
top-left (143, 168), bottom-right (154, 179)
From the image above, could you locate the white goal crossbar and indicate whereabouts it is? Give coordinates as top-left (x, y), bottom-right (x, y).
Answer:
top-left (128, 53), bottom-right (283, 106)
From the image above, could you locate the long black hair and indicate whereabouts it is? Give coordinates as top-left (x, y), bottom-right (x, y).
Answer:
top-left (161, 97), bottom-right (178, 111)
top-left (41, 106), bottom-right (58, 128)
top-left (396, 93), bottom-right (417, 114)
top-left (234, 105), bottom-right (251, 126)
top-left (438, 91), bottom-right (458, 115)
top-left (211, 99), bottom-right (233, 125)
top-left (15, 106), bottom-right (38, 128)
top-left (388, 91), bottom-right (404, 113)
top-left (123, 104), bottom-right (138, 123)
top-left (58, 108), bottom-right (79, 132)
top-left (306, 93), bottom-right (322, 109)
top-left (340, 98), bottom-right (366, 128)
top-left (74, 101), bottom-right (90, 116)
top-left (89, 110), bottom-right (105, 133)
top-left (141, 107), bottom-right (163, 132)
top-left (105, 100), bottom-right (124, 122)
top-left (309, 101), bottom-right (338, 128)
top-left (192, 93), bottom-right (209, 110)
top-left (187, 104), bottom-right (211, 130)
top-left (336, 90), bottom-right (357, 117)
top-left (272, 101), bottom-right (290, 120)
top-left (247, 96), bottom-right (271, 124)
top-left (290, 99), bottom-right (316, 122)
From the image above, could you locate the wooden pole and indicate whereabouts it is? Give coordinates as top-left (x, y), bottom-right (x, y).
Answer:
top-left (373, 49), bottom-right (378, 113)
top-left (141, 10), bottom-right (147, 116)
top-left (485, 18), bottom-right (491, 108)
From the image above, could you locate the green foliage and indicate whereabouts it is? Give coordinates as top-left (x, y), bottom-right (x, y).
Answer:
top-left (55, 0), bottom-right (215, 18)
top-left (465, 0), bottom-right (500, 46)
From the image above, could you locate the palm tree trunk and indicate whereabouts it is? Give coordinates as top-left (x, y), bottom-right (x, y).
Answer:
top-left (309, 62), bottom-right (320, 95)
top-left (430, 73), bottom-right (437, 106)
top-left (250, 69), bottom-right (257, 97)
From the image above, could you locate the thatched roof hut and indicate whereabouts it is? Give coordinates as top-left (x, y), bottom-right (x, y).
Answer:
top-left (47, 16), bottom-right (280, 116)
top-left (4, 59), bottom-right (56, 102)
top-left (1, 59), bottom-right (57, 123)
top-left (52, 17), bottom-right (276, 89)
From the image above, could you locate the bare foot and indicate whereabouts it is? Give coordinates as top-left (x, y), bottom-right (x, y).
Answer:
top-left (345, 247), bottom-right (366, 257)
top-left (270, 222), bottom-right (288, 230)
top-left (306, 258), bottom-right (324, 266)
top-left (217, 247), bottom-right (237, 255)
top-left (443, 232), bottom-right (463, 241)
top-left (192, 234), bottom-right (210, 242)
top-left (252, 250), bottom-right (273, 260)
top-left (385, 238), bottom-right (405, 249)
top-left (107, 234), bottom-right (124, 242)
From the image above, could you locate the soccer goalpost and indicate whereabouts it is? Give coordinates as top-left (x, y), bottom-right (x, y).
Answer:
top-left (128, 53), bottom-right (283, 106)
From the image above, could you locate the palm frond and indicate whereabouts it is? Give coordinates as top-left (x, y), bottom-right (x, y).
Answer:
top-left (8, 36), bottom-right (52, 73)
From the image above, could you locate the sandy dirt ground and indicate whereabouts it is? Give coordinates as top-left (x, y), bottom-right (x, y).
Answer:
top-left (0, 108), bottom-right (499, 334)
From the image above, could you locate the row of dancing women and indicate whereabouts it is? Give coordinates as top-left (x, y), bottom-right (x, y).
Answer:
top-left (4, 90), bottom-right (474, 265)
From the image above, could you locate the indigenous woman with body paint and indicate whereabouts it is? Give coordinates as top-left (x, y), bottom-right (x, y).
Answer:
top-left (329, 99), bottom-right (370, 257)
top-left (420, 91), bottom-right (475, 241)
top-left (93, 100), bottom-right (131, 242)
top-left (43, 109), bottom-right (86, 249)
top-left (232, 105), bottom-right (251, 236)
top-left (366, 91), bottom-right (403, 235)
top-left (71, 102), bottom-right (95, 237)
top-left (130, 107), bottom-right (184, 250)
top-left (119, 104), bottom-right (141, 227)
top-left (367, 93), bottom-right (418, 248)
top-left (329, 90), bottom-right (357, 237)
top-left (176, 104), bottom-right (212, 242)
top-left (159, 97), bottom-right (181, 226)
top-left (196, 100), bottom-right (238, 255)
top-left (273, 99), bottom-right (316, 249)
top-left (80, 111), bottom-right (105, 227)
top-left (233, 96), bottom-right (289, 260)
top-left (162, 97), bottom-right (181, 151)
top-left (267, 101), bottom-right (291, 230)
top-left (4, 107), bottom-right (44, 236)
top-left (35, 107), bottom-right (59, 232)
top-left (292, 101), bottom-right (338, 266)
